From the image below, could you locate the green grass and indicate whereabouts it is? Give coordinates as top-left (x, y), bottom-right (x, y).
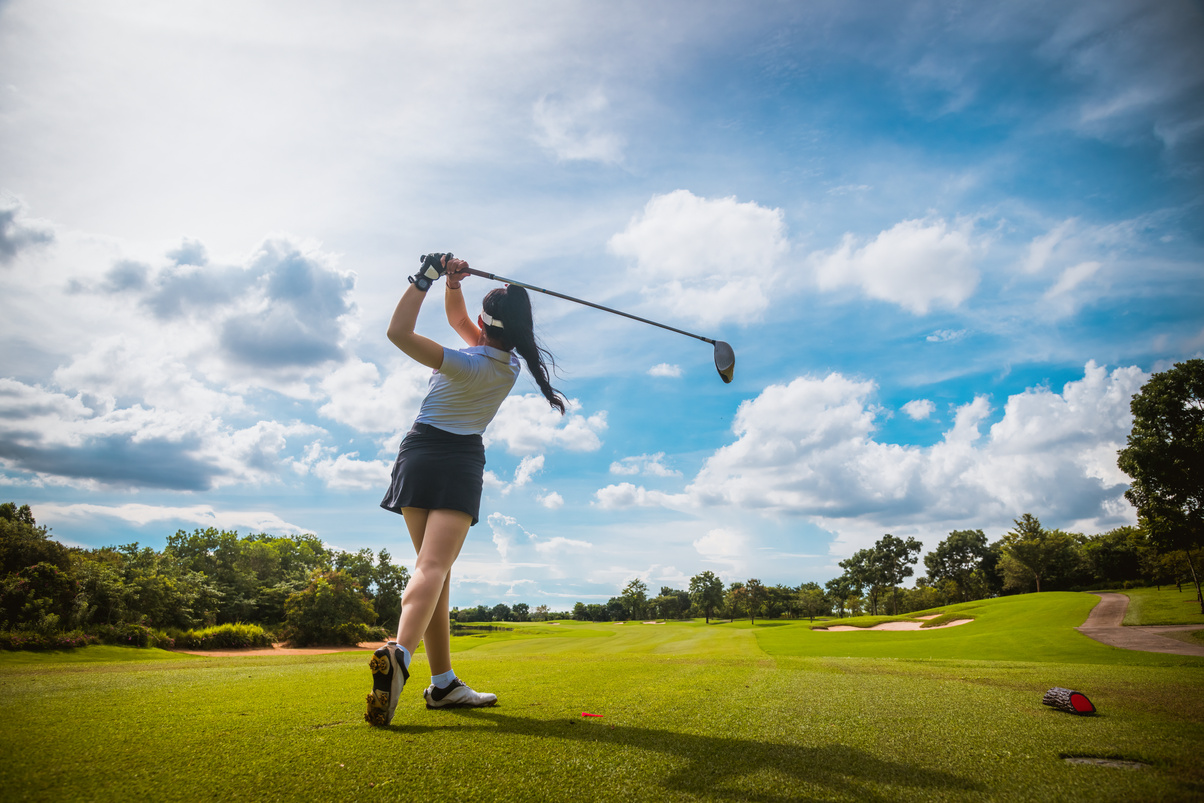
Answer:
top-left (2, 592), bottom-right (1203, 802)
top-left (1118, 586), bottom-right (1204, 626)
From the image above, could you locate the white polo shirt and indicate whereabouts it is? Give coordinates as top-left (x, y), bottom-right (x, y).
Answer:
top-left (413, 345), bottom-right (521, 436)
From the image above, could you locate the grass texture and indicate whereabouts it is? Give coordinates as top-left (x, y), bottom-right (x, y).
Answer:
top-left (2, 593), bottom-right (1202, 802)
top-left (1119, 586), bottom-right (1204, 627)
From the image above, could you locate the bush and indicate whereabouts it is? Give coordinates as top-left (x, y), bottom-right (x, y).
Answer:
top-left (167, 623), bottom-right (273, 650)
top-left (282, 570), bottom-right (377, 647)
top-left (89, 622), bottom-right (174, 649)
top-left (0, 629), bottom-right (98, 651)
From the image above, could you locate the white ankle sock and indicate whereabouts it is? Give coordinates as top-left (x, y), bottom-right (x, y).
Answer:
top-left (387, 641), bottom-right (412, 671)
top-left (431, 669), bottom-right (457, 688)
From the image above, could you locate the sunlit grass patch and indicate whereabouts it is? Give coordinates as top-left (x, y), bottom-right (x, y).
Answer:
top-left (1118, 586), bottom-right (1204, 626)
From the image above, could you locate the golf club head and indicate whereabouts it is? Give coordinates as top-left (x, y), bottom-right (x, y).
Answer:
top-left (713, 341), bottom-right (735, 383)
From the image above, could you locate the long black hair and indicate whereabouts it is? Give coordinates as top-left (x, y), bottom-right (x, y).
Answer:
top-left (481, 285), bottom-right (567, 414)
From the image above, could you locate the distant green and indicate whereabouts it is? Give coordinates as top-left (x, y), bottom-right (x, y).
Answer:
top-left (1119, 586), bottom-right (1204, 626)
top-left (3, 592), bottom-right (1203, 802)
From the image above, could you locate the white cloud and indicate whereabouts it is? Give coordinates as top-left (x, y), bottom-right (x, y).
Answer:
top-left (533, 535), bottom-right (592, 554)
top-left (647, 363), bottom-right (682, 378)
top-left (1046, 260), bottom-right (1102, 299)
top-left (901, 399), bottom-right (936, 420)
top-left (926, 329), bottom-right (967, 343)
top-left (486, 395), bottom-right (607, 455)
top-left (35, 502), bottom-right (308, 535)
top-left (608, 190), bottom-right (789, 327)
top-left (308, 452), bottom-right (391, 491)
top-left (675, 361), bottom-right (1145, 556)
top-left (537, 491), bottom-right (564, 509)
top-left (609, 453), bottom-right (679, 477)
top-left (593, 482), bottom-right (683, 509)
top-left (513, 454), bottom-right (546, 487)
top-left (532, 90), bottom-right (625, 164)
top-left (0, 378), bottom-right (320, 491)
top-left (813, 217), bottom-right (978, 314)
top-left (692, 528), bottom-right (749, 573)
top-left (318, 358), bottom-right (431, 434)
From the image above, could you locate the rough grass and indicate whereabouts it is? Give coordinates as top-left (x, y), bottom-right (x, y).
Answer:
top-left (1118, 586), bottom-right (1204, 626)
top-left (2, 592), bottom-right (1203, 802)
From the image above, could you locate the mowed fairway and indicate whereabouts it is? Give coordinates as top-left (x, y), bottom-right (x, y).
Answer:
top-left (2, 594), bottom-right (1202, 802)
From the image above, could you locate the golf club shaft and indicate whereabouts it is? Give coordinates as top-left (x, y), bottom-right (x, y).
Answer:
top-left (458, 267), bottom-right (718, 345)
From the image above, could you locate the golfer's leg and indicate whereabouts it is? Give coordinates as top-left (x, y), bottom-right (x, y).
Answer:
top-left (397, 507), bottom-right (429, 641)
top-left (420, 573), bottom-right (454, 676)
top-left (396, 509), bottom-right (471, 657)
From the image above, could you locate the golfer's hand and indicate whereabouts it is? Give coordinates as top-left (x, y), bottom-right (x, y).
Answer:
top-left (445, 257), bottom-right (469, 290)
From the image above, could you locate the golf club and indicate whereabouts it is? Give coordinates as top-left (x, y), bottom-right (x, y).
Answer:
top-left (456, 265), bottom-right (735, 383)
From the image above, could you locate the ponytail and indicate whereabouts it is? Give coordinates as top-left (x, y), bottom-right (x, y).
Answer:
top-left (482, 286), bottom-right (567, 414)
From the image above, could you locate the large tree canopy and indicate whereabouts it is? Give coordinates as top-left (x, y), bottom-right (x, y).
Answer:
top-left (1118, 359), bottom-right (1204, 610)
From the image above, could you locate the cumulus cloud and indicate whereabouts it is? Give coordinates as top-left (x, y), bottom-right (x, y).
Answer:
top-left (926, 329), bottom-right (967, 343)
top-left (35, 502), bottom-right (308, 535)
top-left (533, 535), bottom-right (591, 554)
top-left (609, 452), bottom-right (679, 477)
top-left (593, 482), bottom-right (683, 510)
top-left (692, 528), bottom-right (749, 573)
top-left (306, 452), bottom-right (392, 491)
top-left (600, 363), bottom-right (1146, 556)
top-left (533, 90), bottom-right (625, 163)
top-left (486, 395), bottom-right (607, 455)
top-left (608, 190), bottom-right (789, 327)
top-left (537, 491), bottom-right (564, 509)
top-left (813, 217), bottom-right (978, 314)
top-left (647, 363), bottom-right (682, 378)
top-left (0, 377), bottom-right (319, 491)
top-left (318, 358), bottom-right (431, 435)
top-left (0, 194), bottom-right (54, 266)
top-left (902, 399), bottom-right (936, 420)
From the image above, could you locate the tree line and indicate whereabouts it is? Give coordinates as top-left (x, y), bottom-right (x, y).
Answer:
top-left (0, 504), bottom-right (408, 646)
top-left (3, 359), bottom-right (1201, 643)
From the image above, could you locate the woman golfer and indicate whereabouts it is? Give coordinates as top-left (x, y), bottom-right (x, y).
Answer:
top-left (365, 253), bottom-right (565, 727)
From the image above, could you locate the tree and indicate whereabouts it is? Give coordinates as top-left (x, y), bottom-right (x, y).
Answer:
top-left (491, 603), bottom-right (513, 622)
top-left (1117, 359), bottom-right (1204, 612)
top-left (689, 571), bottom-right (725, 623)
top-left (998, 514), bottom-right (1081, 593)
top-left (745, 578), bottom-right (767, 624)
top-left (621, 578), bottom-right (648, 621)
top-left (824, 575), bottom-right (856, 618)
top-left (797, 584), bottom-right (828, 622)
top-left (533, 604), bottom-right (549, 621)
top-left (875, 534), bottom-right (922, 615)
top-left (838, 549), bottom-right (884, 615)
top-left (512, 602), bottom-right (530, 622)
top-left (924, 530), bottom-right (989, 602)
top-left (724, 581), bottom-right (747, 621)
top-left (283, 570), bottom-right (376, 647)
top-left (1, 503), bottom-right (72, 576)
top-left (371, 549), bottom-right (410, 627)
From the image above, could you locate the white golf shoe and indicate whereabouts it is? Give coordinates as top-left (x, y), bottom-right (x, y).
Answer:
top-left (423, 678), bottom-right (497, 709)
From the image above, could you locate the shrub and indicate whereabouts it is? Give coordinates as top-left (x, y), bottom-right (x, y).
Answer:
top-left (89, 622), bottom-right (174, 649)
top-left (0, 630), bottom-right (99, 651)
top-left (167, 623), bottom-right (273, 650)
top-left (282, 570), bottom-right (376, 647)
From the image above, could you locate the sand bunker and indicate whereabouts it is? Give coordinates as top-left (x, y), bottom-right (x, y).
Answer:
top-left (816, 617), bottom-right (973, 632)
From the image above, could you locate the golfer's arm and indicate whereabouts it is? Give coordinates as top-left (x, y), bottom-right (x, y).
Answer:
top-left (445, 286), bottom-right (481, 347)
top-left (387, 285), bottom-right (445, 369)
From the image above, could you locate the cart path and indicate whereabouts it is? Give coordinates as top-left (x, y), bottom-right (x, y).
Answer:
top-left (1076, 592), bottom-right (1204, 656)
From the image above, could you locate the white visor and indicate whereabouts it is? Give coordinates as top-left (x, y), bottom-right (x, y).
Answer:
top-left (480, 310), bottom-right (503, 329)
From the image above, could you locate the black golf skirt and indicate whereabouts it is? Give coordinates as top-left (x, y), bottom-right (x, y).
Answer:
top-left (379, 423), bottom-right (487, 526)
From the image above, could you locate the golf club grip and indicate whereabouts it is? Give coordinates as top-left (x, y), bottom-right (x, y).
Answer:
top-left (457, 267), bottom-right (714, 345)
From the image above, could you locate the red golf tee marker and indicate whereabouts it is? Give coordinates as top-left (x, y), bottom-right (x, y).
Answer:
top-left (581, 712), bottom-right (603, 718)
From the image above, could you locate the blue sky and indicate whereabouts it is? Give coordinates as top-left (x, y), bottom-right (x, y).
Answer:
top-left (2, 0), bottom-right (1202, 609)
